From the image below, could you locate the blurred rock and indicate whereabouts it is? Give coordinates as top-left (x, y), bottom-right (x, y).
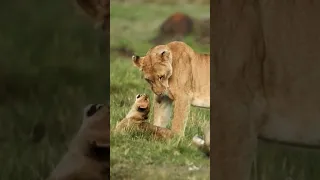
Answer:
top-left (151, 12), bottom-right (193, 44)
top-left (150, 12), bottom-right (210, 45)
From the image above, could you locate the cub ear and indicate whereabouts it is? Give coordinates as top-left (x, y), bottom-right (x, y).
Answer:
top-left (160, 50), bottom-right (171, 62)
top-left (132, 55), bottom-right (143, 68)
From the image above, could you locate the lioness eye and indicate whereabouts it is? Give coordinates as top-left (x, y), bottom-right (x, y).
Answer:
top-left (136, 94), bottom-right (141, 99)
top-left (159, 75), bottom-right (164, 81)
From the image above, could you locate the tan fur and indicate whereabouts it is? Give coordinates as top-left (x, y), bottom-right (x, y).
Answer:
top-left (115, 94), bottom-right (174, 139)
top-left (211, 1), bottom-right (320, 180)
top-left (47, 104), bottom-right (109, 180)
top-left (132, 41), bottom-right (210, 136)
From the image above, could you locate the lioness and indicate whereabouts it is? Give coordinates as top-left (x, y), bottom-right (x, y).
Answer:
top-left (47, 104), bottom-right (109, 180)
top-left (132, 41), bottom-right (210, 136)
top-left (115, 94), bottom-right (174, 139)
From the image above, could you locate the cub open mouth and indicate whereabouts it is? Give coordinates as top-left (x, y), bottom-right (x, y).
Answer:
top-left (137, 107), bottom-right (147, 112)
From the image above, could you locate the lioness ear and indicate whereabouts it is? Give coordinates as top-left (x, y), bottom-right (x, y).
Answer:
top-left (132, 55), bottom-right (143, 68)
top-left (160, 50), bottom-right (171, 62)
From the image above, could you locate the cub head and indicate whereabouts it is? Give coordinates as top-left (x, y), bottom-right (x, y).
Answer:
top-left (134, 94), bottom-right (150, 118)
top-left (132, 45), bottom-right (173, 96)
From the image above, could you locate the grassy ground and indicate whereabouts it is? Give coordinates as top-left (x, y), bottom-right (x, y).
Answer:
top-left (0, 1), bottom-right (108, 179)
top-left (110, 2), bottom-right (210, 180)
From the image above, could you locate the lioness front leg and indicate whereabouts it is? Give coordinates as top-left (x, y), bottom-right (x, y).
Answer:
top-left (170, 96), bottom-right (190, 135)
top-left (153, 94), bottom-right (173, 128)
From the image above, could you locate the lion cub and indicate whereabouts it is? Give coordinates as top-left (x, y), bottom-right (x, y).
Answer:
top-left (115, 94), bottom-right (174, 139)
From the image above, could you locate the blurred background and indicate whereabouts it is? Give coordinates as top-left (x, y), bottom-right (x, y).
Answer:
top-left (0, 1), bottom-right (108, 179)
top-left (110, 0), bottom-right (210, 179)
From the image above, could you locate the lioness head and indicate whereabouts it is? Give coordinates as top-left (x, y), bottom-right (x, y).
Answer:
top-left (132, 46), bottom-right (173, 96)
top-left (134, 94), bottom-right (150, 120)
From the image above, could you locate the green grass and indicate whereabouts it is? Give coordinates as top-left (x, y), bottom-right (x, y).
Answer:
top-left (110, 2), bottom-right (210, 180)
top-left (0, 1), bottom-right (108, 179)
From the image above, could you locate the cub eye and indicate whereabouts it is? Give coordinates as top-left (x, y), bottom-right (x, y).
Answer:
top-left (159, 75), bottom-right (165, 81)
top-left (136, 94), bottom-right (141, 99)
